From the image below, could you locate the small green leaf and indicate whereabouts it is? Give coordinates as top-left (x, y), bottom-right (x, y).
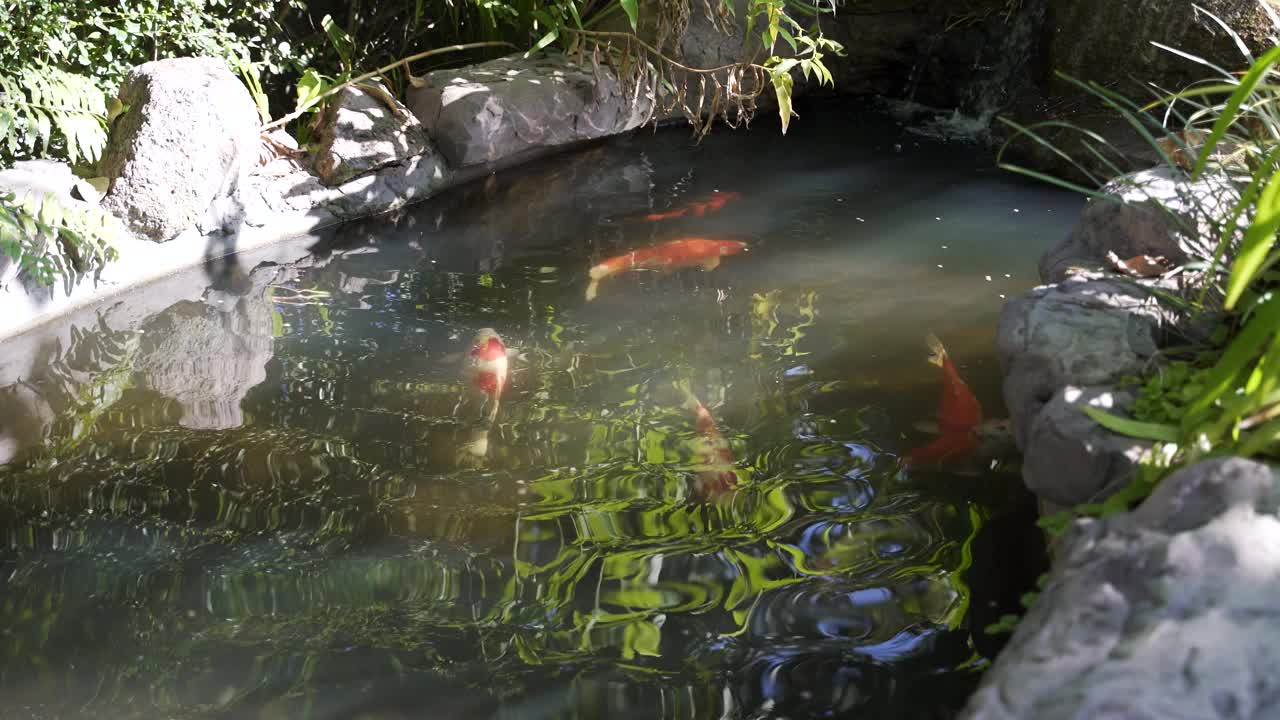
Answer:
top-left (984, 614), bottom-right (1021, 635)
top-left (320, 14), bottom-right (355, 72)
top-left (778, 26), bottom-right (798, 54)
top-left (620, 0), bottom-right (639, 31)
top-left (770, 66), bottom-right (794, 135)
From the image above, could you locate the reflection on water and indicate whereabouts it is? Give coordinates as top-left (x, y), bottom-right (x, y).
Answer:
top-left (0, 105), bottom-right (1078, 719)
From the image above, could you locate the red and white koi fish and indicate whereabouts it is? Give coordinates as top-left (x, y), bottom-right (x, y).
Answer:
top-left (903, 333), bottom-right (984, 468)
top-left (678, 383), bottom-right (738, 499)
top-left (455, 327), bottom-right (509, 424)
top-left (585, 238), bottom-right (748, 301)
top-left (629, 191), bottom-right (741, 223)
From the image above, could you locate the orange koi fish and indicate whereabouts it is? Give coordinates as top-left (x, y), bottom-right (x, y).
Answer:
top-left (455, 328), bottom-right (508, 424)
top-left (903, 333), bottom-right (984, 468)
top-left (631, 191), bottom-right (741, 223)
top-left (453, 328), bottom-right (510, 467)
top-left (679, 383), bottom-right (737, 498)
top-left (585, 238), bottom-right (748, 301)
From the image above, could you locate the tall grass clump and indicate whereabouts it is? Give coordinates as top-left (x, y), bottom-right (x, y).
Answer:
top-left (995, 2), bottom-right (1280, 519)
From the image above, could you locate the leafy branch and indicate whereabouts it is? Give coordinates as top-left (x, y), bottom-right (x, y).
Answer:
top-left (0, 63), bottom-right (108, 165)
top-left (0, 191), bottom-right (118, 289)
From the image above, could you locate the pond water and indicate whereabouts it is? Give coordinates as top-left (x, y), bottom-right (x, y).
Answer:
top-left (0, 103), bottom-right (1081, 719)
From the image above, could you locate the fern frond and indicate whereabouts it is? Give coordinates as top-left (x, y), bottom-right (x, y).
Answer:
top-left (0, 64), bottom-right (108, 165)
top-left (0, 191), bottom-right (117, 289)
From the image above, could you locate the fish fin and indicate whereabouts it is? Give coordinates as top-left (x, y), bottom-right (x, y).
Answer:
top-left (585, 280), bottom-right (599, 302)
top-left (700, 257), bottom-right (721, 271)
top-left (925, 332), bottom-right (947, 367)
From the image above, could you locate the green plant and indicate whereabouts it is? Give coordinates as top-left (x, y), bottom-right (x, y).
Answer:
top-left (0, 0), bottom-right (304, 107)
top-left (0, 192), bottom-right (118, 288)
top-left (0, 64), bottom-right (109, 167)
top-left (985, 0), bottom-right (1280, 636)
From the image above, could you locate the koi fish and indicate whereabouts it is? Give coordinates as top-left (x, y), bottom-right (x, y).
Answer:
top-left (630, 191), bottom-right (741, 223)
top-left (454, 327), bottom-right (509, 425)
top-left (677, 382), bottom-right (737, 499)
top-left (903, 333), bottom-right (984, 468)
top-left (585, 238), bottom-right (748, 301)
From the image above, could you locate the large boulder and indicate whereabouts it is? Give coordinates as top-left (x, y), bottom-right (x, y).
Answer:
top-left (408, 53), bottom-right (651, 169)
top-left (996, 278), bottom-right (1163, 451)
top-left (1040, 167), bottom-right (1242, 283)
top-left (1021, 386), bottom-right (1151, 507)
top-left (312, 85), bottom-right (432, 186)
top-left (963, 457), bottom-right (1280, 720)
top-left (99, 57), bottom-right (259, 242)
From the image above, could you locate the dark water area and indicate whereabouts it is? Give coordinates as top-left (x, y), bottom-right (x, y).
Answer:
top-left (0, 103), bottom-right (1081, 719)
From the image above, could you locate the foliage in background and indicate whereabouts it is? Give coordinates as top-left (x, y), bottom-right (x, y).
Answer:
top-left (0, 0), bottom-right (299, 288)
top-left (0, 0), bottom-right (843, 288)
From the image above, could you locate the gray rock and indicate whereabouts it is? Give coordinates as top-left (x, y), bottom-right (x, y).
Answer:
top-left (0, 160), bottom-right (99, 205)
top-left (997, 278), bottom-right (1164, 450)
top-left (100, 57), bottom-right (260, 242)
top-left (321, 152), bottom-right (450, 219)
top-left (963, 457), bottom-right (1280, 720)
top-left (408, 53), bottom-right (651, 169)
top-left (1022, 386), bottom-right (1151, 507)
top-left (312, 85), bottom-right (431, 186)
top-left (1040, 167), bottom-right (1241, 284)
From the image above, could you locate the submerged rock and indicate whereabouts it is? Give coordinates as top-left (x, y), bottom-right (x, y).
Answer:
top-left (312, 85), bottom-right (432, 186)
top-left (99, 57), bottom-right (259, 242)
top-left (1040, 166), bottom-right (1241, 283)
top-left (963, 457), bottom-right (1280, 720)
top-left (408, 53), bottom-right (651, 169)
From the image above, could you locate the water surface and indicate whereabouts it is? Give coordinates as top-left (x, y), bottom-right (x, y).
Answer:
top-left (0, 105), bottom-right (1081, 719)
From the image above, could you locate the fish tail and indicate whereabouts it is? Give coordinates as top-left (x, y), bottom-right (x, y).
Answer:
top-left (925, 332), bottom-right (947, 367)
top-left (585, 279), bottom-right (599, 302)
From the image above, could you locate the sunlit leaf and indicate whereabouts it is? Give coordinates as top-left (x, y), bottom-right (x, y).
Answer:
top-left (770, 66), bottom-right (795, 135)
top-left (1081, 406), bottom-right (1179, 442)
top-left (1225, 166), bottom-right (1280, 309)
top-left (620, 0), bottom-right (639, 31)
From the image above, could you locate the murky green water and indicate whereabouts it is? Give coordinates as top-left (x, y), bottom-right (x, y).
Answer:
top-left (0, 105), bottom-right (1081, 719)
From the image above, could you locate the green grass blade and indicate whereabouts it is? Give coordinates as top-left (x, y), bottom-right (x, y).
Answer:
top-left (1185, 296), bottom-right (1280, 427)
top-left (1193, 45), bottom-right (1280, 178)
top-left (1225, 165), bottom-right (1280, 309)
top-left (1196, 145), bottom-right (1280, 307)
top-left (1081, 406), bottom-right (1180, 442)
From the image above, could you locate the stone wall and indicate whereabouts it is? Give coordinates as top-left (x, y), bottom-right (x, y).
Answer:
top-left (0, 52), bottom-right (653, 341)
